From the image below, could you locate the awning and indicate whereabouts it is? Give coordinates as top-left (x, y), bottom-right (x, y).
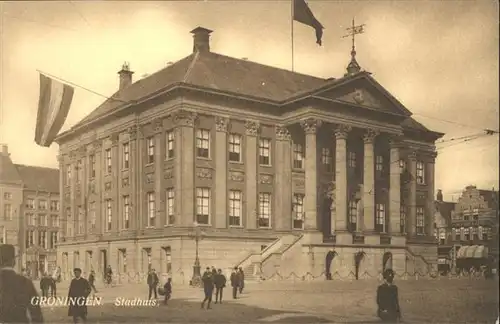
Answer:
top-left (456, 245), bottom-right (489, 259)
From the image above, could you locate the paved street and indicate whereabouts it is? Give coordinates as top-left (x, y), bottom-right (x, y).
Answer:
top-left (39, 278), bottom-right (497, 323)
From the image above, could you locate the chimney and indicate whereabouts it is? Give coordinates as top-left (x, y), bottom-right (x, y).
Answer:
top-left (0, 144), bottom-right (8, 156)
top-left (436, 189), bottom-right (443, 202)
top-left (190, 27), bottom-right (213, 53)
top-left (118, 62), bottom-right (134, 90)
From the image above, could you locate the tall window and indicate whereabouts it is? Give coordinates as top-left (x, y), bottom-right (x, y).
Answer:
top-left (89, 202), bottom-right (96, 230)
top-left (50, 232), bottom-right (58, 249)
top-left (105, 149), bottom-right (112, 174)
top-left (66, 165), bottom-right (72, 185)
top-left (106, 200), bottom-right (112, 231)
top-left (471, 226), bottom-right (478, 241)
top-left (416, 206), bottom-right (425, 235)
top-left (51, 215), bottom-right (59, 227)
top-left (258, 193), bottom-right (271, 228)
top-left (26, 230), bottom-right (34, 247)
top-left (321, 148), bottom-right (333, 172)
top-left (348, 152), bottom-right (356, 168)
top-left (400, 205), bottom-right (406, 233)
top-left (416, 161), bottom-right (425, 184)
top-left (375, 203), bottom-right (385, 232)
top-left (38, 200), bottom-right (47, 210)
top-left (147, 192), bottom-right (156, 227)
top-left (123, 143), bottom-right (130, 169)
top-left (229, 190), bottom-right (242, 226)
top-left (166, 131), bottom-right (175, 159)
top-left (146, 137), bottom-right (155, 164)
top-left (463, 227), bottom-right (470, 241)
top-left (196, 188), bottom-right (210, 225)
top-left (481, 227), bottom-right (489, 241)
top-left (39, 214), bottom-right (47, 226)
top-left (292, 143), bottom-right (304, 169)
top-left (3, 204), bottom-right (12, 220)
top-left (123, 195), bottom-right (130, 229)
top-left (166, 189), bottom-right (175, 225)
top-left (3, 192), bottom-right (11, 200)
top-left (228, 134), bottom-right (242, 162)
top-left (452, 228), bottom-right (459, 241)
top-left (50, 200), bottom-right (59, 212)
top-left (292, 194), bottom-right (304, 229)
top-left (38, 230), bottom-right (47, 248)
top-left (196, 129), bottom-right (210, 158)
top-left (0, 226), bottom-right (5, 244)
top-left (89, 155), bottom-right (96, 178)
top-left (77, 206), bottom-right (84, 234)
top-left (349, 201), bottom-right (357, 231)
top-left (76, 160), bottom-right (82, 182)
top-left (259, 138), bottom-right (271, 165)
top-left (26, 198), bottom-right (35, 209)
top-left (375, 155), bottom-right (384, 172)
top-left (27, 213), bottom-right (35, 226)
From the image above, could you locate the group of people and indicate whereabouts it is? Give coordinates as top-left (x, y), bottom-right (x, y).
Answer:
top-left (200, 266), bottom-right (245, 309)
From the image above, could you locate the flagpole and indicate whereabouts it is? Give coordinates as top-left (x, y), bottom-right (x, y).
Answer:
top-left (291, 0), bottom-right (294, 72)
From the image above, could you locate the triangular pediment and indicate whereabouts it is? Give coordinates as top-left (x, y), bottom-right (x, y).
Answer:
top-left (313, 74), bottom-right (412, 116)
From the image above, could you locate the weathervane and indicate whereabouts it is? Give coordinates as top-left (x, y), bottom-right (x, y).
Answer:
top-left (342, 18), bottom-right (366, 75)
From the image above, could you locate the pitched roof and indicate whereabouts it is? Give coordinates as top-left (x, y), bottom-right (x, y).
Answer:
top-left (478, 189), bottom-right (499, 210)
top-left (435, 201), bottom-right (456, 226)
top-left (74, 51), bottom-right (327, 129)
top-left (14, 164), bottom-right (59, 193)
top-left (0, 153), bottom-right (23, 185)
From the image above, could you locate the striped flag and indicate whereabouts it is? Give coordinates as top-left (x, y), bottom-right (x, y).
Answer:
top-left (35, 73), bottom-right (74, 147)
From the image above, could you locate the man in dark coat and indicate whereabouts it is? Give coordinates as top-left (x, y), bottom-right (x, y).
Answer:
top-left (376, 269), bottom-right (401, 323)
top-left (147, 268), bottom-right (159, 300)
top-left (105, 265), bottom-right (113, 286)
top-left (238, 267), bottom-right (245, 293)
top-left (68, 268), bottom-right (91, 324)
top-left (214, 268), bottom-right (226, 304)
top-left (230, 267), bottom-right (239, 299)
top-left (201, 267), bottom-right (214, 309)
top-left (163, 278), bottom-right (172, 305)
top-left (40, 272), bottom-right (51, 297)
top-left (88, 270), bottom-right (97, 295)
top-left (0, 244), bottom-right (44, 323)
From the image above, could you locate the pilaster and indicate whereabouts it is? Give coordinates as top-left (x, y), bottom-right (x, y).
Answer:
top-left (93, 140), bottom-right (103, 234)
top-left (362, 129), bottom-right (378, 234)
top-left (215, 117), bottom-right (229, 229)
top-left (153, 119), bottom-right (163, 227)
top-left (300, 118), bottom-right (321, 231)
top-left (245, 120), bottom-right (259, 229)
top-left (389, 137), bottom-right (402, 238)
top-left (274, 126), bottom-right (292, 231)
top-left (334, 125), bottom-right (351, 244)
top-left (408, 151), bottom-right (418, 237)
top-left (174, 110), bottom-right (197, 227)
top-left (128, 125), bottom-right (139, 231)
top-left (69, 151), bottom-right (77, 237)
top-left (110, 134), bottom-right (119, 232)
top-left (426, 153), bottom-right (437, 237)
top-left (57, 154), bottom-right (66, 238)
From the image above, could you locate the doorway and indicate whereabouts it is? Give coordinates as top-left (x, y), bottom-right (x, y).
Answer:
top-left (100, 250), bottom-right (107, 277)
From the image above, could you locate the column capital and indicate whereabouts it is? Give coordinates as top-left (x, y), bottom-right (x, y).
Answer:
top-left (152, 118), bottom-right (164, 134)
top-left (128, 125), bottom-right (139, 140)
top-left (109, 133), bottom-right (120, 146)
top-left (334, 124), bottom-right (352, 140)
top-left (69, 151), bottom-right (78, 162)
top-left (363, 129), bottom-right (379, 143)
top-left (92, 140), bottom-right (102, 152)
top-left (275, 125), bottom-right (291, 141)
top-left (173, 110), bottom-right (198, 127)
top-left (408, 151), bottom-right (418, 161)
top-left (420, 150), bottom-right (438, 160)
top-left (245, 120), bottom-right (260, 136)
top-left (300, 118), bottom-right (322, 134)
top-left (215, 116), bottom-right (230, 132)
top-left (56, 154), bottom-right (65, 164)
top-left (388, 135), bottom-right (404, 148)
top-left (77, 146), bottom-right (87, 157)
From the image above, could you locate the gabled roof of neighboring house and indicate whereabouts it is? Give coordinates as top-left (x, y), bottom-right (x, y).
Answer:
top-left (14, 164), bottom-right (59, 194)
top-left (0, 153), bottom-right (23, 185)
top-left (435, 201), bottom-right (456, 226)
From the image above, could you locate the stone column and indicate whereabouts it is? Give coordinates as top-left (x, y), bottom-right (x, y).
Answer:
top-left (300, 118), bottom-right (321, 231)
top-left (69, 151), bottom-right (77, 238)
top-left (408, 151), bottom-right (418, 237)
top-left (426, 153), bottom-right (437, 237)
top-left (80, 148), bottom-right (87, 234)
top-left (389, 138), bottom-right (402, 242)
top-left (57, 154), bottom-right (66, 238)
top-left (274, 126), bottom-right (292, 231)
top-left (173, 110), bottom-right (197, 227)
top-left (215, 117), bottom-right (229, 229)
top-left (362, 129), bottom-right (378, 233)
top-left (110, 134), bottom-right (119, 232)
top-left (245, 121), bottom-right (259, 229)
top-left (128, 126), bottom-right (139, 231)
top-left (94, 140), bottom-right (103, 234)
top-left (334, 125), bottom-right (351, 235)
top-left (153, 119), bottom-right (163, 227)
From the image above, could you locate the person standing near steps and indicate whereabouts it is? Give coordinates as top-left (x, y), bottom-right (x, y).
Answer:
top-left (230, 267), bottom-right (239, 299)
top-left (214, 269), bottom-right (226, 304)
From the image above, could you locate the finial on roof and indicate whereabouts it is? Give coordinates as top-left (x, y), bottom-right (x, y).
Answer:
top-left (342, 18), bottom-right (366, 76)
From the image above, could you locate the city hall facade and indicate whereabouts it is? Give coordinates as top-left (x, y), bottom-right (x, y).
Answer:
top-left (55, 27), bottom-right (443, 283)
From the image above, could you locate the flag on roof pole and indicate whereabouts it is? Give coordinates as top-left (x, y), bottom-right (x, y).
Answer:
top-left (293, 0), bottom-right (324, 46)
top-left (34, 73), bottom-right (74, 147)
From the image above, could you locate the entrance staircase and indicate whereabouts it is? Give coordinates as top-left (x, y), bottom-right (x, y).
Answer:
top-left (237, 234), bottom-right (303, 281)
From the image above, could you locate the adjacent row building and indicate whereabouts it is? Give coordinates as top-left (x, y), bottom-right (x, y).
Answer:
top-left (0, 145), bottom-right (60, 277)
top-left (54, 26), bottom-right (443, 282)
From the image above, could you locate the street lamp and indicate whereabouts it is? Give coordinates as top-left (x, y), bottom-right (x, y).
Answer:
top-left (189, 221), bottom-right (205, 287)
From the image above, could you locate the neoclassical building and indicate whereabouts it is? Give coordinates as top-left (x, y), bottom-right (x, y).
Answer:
top-left (54, 27), bottom-right (443, 282)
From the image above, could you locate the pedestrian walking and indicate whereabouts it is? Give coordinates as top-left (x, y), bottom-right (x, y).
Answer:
top-left (0, 244), bottom-right (44, 323)
top-left (68, 268), bottom-right (92, 324)
top-left (40, 273), bottom-right (51, 297)
top-left (238, 267), bottom-right (245, 293)
top-left (230, 267), bottom-right (239, 299)
top-left (163, 278), bottom-right (172, 305)
top-left (376, 269), bottom-right (401, 323)
top-left (147, 269), bottom-right (159, 300)
top-left (201, 267), bottom-right (214, 309)
top-left (88, 270), bottom-right (98, 295)
top-left (214, 268), bottom-right (226, 304)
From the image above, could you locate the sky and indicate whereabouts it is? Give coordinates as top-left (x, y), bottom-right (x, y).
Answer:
top-left (0, 0), bottom-right (498, 200)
